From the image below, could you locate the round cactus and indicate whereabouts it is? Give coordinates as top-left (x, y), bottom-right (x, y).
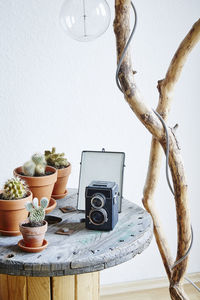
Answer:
top-left (32, 153), bottom-right (46, 166)
top-left (45, 147), bottom-right (69, 169)
top-left (35, 164), bottom-right (46, 176)
top-left (25, 197), bottom-right (48, 227)
top-left (22, 153), bottom-right (46, 176)
top-left (2, 177), bottom-right (28, 200)
top-left (22, 160), bottom-right (35, 176)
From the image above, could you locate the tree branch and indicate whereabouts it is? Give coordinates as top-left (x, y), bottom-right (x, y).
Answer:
top-left (114, 0), bottom-right (200, 298)
top-left (143, 17), bottom-right (200, 282)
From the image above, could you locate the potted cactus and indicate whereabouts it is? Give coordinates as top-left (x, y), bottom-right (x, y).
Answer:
top-left (19, 197), bottom-right (48, 252)
top-left (45, 147), bottom-right (71, 199)
top-left (14, 153), bottom-right (57, 205)
top-left (0, 177), bottom-right (32, 236)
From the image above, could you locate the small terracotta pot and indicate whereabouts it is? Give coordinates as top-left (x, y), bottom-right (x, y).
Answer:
top-left (52, 163), bottom-right (71, 196)
top-left (19, 220), bottom-right (48, 248)
top-left (14, 166), bottom-right (57, 204)
top-left (0, 191), bottom-right (32, 236)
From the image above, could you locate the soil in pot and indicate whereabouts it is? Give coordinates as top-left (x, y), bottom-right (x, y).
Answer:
top-left (14, 166), bottom-right (57, 204)
top-left (52, 163), bottom-right (71, 197)
top-left (0, 191), bottom-right (32, 236)
top-left (19, 220), bottom-right (47, 248)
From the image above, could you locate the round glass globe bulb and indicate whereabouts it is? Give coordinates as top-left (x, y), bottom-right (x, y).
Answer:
top-left (60, 0), bottom-right (111, 42)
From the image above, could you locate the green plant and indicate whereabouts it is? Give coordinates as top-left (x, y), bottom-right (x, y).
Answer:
top-left (25, 197), bottom-right (48, 227)
top-left (2, 177), bottom-right (28, 200)
top-left (45, 147), bottom-right (69, 169)
top-left (22, 153), bottom-right (46, 176)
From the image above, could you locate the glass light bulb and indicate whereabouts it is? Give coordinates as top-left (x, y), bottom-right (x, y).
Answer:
top-left (60, 0), bottom-right (111, 42)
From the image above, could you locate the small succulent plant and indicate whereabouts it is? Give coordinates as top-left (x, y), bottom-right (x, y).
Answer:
top-left (2, 177), bottom-right (28, 200)
top-left (45, 147), bottom-right (69, 169)
top-left (22, 153), bottom-right (46, 176)
top-left (25, 197), bottom-right (48, 227)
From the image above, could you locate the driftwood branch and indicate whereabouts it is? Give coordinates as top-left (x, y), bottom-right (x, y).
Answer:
top-left (143, 18), bottom-right (200, 283)
top-left (114, 0), bottom-right (200, 299)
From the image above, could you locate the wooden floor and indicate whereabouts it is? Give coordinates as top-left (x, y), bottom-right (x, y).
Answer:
top-left (100, 282), bottom-right (200, 300)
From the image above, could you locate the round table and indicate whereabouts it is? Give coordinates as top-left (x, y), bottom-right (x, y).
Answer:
top-left (0, 189), bottom-right (153, 300)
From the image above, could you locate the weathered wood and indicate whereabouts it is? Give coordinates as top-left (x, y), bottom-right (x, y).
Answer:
top-left (143, 18), bottom-right (200, 282)
top-left (0, 273), bottom-right (99, 300)
top-left (113, 0), bottom-right (200, 299)
top-left (0, 189), bottom-right (153, 277)
top-left (75, 272), bottom-right (99, 300)
top-left (52, 275), bottom-right (75, 300)
top-left (27, 277), bottom-right (50, 300)
top-left (0, 274), bottom-right (8, 300)
top-left (7, 275), bottom-right (27, 300)
top-left (1, 190), bottom-right (146, 300)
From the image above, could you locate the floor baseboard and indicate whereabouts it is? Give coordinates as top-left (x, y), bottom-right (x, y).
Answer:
top-left (100, 272), bottom-right (200, 297)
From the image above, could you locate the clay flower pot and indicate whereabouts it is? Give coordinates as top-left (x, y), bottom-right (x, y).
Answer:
top-left (19, 220), bottom-right (47, 248)
top-left (14, 166), bottom-right (57, 204)
top-left (52, 163), bottom-right (71, 197)
top-left (0, 191), bottom-right (32, 236)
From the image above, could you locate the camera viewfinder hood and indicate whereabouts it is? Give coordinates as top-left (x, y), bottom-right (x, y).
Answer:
top-left (77, 150), bottom-right (125, 212)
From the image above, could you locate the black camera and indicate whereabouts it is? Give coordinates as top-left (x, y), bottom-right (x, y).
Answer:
top-left (85, 181), bottom-right (119, 231)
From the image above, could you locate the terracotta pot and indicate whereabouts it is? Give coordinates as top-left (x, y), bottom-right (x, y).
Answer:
top-left (19, 220), bottom-right (47, 248)
top-left (14, 166), bottom-right (57, 204)
top-left (0, 191), bottom-right (32, 236)
top-left (52, 163), bottom-right (71, 196)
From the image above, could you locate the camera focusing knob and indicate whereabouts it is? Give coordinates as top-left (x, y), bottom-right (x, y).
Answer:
top-left (113, 193), bottom-right (118, 204)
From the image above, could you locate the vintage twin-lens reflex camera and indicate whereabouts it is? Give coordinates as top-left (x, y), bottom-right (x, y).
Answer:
top-left (85, 181), bottom-right (119, 231)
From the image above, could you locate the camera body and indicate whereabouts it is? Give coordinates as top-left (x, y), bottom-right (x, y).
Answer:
top-left (85, 181), bottom-right (119, 231)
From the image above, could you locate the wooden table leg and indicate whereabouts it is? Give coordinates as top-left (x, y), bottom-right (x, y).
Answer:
top-left (52, 272), bottom-right (100, 300)
top-left (27, 277), bottom-right (50, 300)
top-left (0, 272), bottom-right (100, 300)
top-left (0, 274), bottom-right (8, 300)
top-left (52, 275), bottom-right (75, 300)
top-left (75, 272), bottom-right (100, 300)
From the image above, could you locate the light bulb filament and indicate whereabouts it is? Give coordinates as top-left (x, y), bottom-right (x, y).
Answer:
top-left (60, 0), bottom-right (111, 42)
top-left (82, 0), bottom-right (87, 37)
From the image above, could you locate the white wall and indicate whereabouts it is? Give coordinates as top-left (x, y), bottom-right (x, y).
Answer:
top-left (0, 0), bottom-right (199, 285)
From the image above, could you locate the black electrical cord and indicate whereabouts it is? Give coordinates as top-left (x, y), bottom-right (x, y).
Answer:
top-left (115, 1), bottom-right (200, 293)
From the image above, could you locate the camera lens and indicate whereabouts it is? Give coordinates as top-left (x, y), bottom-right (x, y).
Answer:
top-left (89, 208), bottom-right (107, 225)
top-left (91, 194), bottom-right (105, 208)
top-left (91, 211), bottom-right (104, 224)
top-left (92, 197), bottom-right (102, 208)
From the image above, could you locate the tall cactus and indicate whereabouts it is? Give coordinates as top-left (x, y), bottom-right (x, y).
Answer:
top-left (25, 197), bottom-right (48, 227)
top-left (2, 177), bottom-right (28, 200)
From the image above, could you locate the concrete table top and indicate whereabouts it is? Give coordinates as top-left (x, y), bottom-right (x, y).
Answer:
top-left (0, 189), bottom-right (153, 277)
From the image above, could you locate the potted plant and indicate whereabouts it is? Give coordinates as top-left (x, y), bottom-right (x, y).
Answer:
top-left (0, 177), bottom-right (32, 236)
top-left (14, 153), bottom-right (57, 204)
top-left (45, 147), bottom-right (71, 199)
top-left (19, 197), bottom-right (48, 252)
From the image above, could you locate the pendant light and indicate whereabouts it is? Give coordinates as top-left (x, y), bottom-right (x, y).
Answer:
top-left (60, 0), bottom-right (111, 42)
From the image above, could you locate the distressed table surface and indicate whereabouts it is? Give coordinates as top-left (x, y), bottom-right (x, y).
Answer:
top-left (0, 189), bottom-right (153, 277)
